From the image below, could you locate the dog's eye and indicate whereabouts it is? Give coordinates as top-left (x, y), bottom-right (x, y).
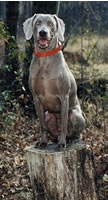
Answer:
top-left (36, 20), bottom-right (41, 25)
top-left (47, 21), bottom-right (53, 27)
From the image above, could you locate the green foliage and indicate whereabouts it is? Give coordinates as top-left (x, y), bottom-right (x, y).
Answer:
top-left (0, 21), bottom-right (21, 127)
top-left (0, 90), bottom-right (18, 130)
top-left (0, 20), bottom-right (18, 85)
top-left (0, 21), bottom-right (18, 57)
top-left (5, 112), bottom-right (18, 124)
top-left (0, 21), bottom-right (8, 41)
top-left (0, 20), bottom-right (34, 130)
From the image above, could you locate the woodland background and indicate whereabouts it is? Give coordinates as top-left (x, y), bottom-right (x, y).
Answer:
top-left (0, 1), bottom-right (108, 200)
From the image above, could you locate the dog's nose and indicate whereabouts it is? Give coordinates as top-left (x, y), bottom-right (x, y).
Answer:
top-left (39, 30), bottom-right (47, 37)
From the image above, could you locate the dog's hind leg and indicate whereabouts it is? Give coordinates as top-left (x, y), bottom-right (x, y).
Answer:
top-left (68, 107), bottom-right (85, 142)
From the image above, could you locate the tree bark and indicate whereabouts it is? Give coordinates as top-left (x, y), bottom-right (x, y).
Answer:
top-left (25, 142), bottom-right (97, 200)
top-left (6, 1), bottom-right (19, 37)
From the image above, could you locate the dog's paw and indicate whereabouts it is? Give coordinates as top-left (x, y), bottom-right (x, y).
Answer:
top-left (57, 143), bottom-right (66, 151)
top-left (66, 136), bottom-right (81, 145)
top-left (35, 140), bottom-right (47, 149)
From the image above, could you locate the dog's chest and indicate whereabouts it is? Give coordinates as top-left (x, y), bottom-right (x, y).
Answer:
top-left (35, 67), bottom-right (58, 94)
top-left (32, 63), bottom-right (61, 112)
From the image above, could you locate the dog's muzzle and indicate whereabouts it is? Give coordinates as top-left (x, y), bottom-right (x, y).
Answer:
top-left (38, 30), bottom-right (51, 49)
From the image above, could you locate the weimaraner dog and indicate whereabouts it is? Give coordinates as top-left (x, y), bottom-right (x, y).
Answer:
top-left (23, 14), bottom-right (85, 148)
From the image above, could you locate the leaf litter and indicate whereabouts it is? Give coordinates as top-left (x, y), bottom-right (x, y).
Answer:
top-left (0, 114), bottom-right (108, 200)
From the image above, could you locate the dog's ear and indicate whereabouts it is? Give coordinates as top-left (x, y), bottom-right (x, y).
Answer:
top-left (23, 14), bottom-right (37, 40)
top-left (53, 15), bottom-right (65, 42)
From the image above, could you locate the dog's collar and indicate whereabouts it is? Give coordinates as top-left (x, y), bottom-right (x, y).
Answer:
top-left (33, 43), bottom-right (63, 57)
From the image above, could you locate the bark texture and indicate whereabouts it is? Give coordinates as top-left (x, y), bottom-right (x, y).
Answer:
top-left (25, 142), bottom-right (97, 200)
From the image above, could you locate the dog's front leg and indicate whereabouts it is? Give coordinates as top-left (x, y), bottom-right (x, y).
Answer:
top-left (34, 96), bottom-right (47, 147)
top-left (58, 95), bottom-right (69, 148)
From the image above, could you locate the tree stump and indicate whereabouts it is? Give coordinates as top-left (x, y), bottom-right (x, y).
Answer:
top-left (25, 142), bottom-right (97, 200)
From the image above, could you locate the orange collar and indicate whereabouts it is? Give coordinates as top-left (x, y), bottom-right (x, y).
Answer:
top-left (34, 43), bottom-right (63, 57)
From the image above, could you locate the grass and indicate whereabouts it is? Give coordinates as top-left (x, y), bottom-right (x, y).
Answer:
top-left (64, 34), bottom-right (108, 81)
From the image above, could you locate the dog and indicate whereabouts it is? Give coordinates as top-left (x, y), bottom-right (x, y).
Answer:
top-left (23, 14), bottom-right (85, 148)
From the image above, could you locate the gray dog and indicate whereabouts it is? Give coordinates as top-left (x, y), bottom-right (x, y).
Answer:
top-left (23, 14), bottom-right (85, 148)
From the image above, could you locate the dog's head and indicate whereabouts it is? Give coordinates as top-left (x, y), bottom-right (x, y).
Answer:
top-left (23, 14), bottom-right (65, 49)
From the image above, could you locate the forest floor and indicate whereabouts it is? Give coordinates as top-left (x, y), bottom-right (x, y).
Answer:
top-left (0, 112), bottom-right (108, 200)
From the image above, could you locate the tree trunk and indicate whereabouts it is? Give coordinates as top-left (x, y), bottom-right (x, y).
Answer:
top-left (0, 1), bottom-right (6, 21)
top-left (25, 142), bottom-right (97, 200)
top-left (16, 1), bottom-right (33, 44)
top-left (56, 1), bottom-right (61, 16)
top-left (6, 1), bottom-right (19, 37)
